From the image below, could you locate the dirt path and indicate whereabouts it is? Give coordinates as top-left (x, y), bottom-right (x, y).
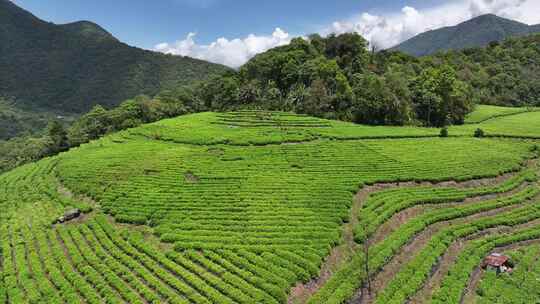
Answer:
top-left (369, 183), bottom-right (527, 246)
top-left (288, 182), bottom-right (409, 304)
top-left (287, 168), bottom-right (525, 304)
top-left (287, 187), bottom-right (367, 303)
top-left (353, 169), bottom-right (535, 303)
top-left (358, 201), bottom-right (526, 304)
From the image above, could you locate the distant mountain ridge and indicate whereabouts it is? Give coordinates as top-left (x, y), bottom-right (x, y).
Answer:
top-left (393, 14), bottom-right (540, 56)
top-left (0, 0), bottom-right (229, 139)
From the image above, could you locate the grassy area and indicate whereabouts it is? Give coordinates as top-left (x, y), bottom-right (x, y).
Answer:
top-left (1, 110), bottom-right (540, 304)
top-left (464, 105), bottom-right (534, 124)
top-left (454, 110), bottom-right (540, 138)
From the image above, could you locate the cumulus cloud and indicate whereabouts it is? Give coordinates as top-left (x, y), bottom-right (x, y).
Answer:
top-left (155, 28), bottom-right (291, 68)
top-left (329, 0), bottom-right (540, 50)
top-left (155, 0), bottom-right (540, 67)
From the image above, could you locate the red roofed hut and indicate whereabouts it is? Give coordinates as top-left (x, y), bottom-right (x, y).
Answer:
top-left (481, 253), bottom-right (513, 274)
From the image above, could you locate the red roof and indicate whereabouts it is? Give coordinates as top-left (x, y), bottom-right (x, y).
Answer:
top-left (483, 254), bottom-right (509, 267)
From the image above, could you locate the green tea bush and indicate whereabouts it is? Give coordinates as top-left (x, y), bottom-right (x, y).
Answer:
top-left (475, 128), bottom-right (485, 138)
top-left (2, 111), bottom-right (539, 304)
top-left (440, 127), bottom-right (449, 137)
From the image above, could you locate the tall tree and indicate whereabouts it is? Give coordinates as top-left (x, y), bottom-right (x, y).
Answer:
top-left (45, 120), bottom-right (68, 154)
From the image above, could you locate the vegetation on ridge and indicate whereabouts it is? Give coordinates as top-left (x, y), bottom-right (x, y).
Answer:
top-left (180, 31), bottom-right (540, 128)
top-left (2, 110), bottom-right (540, 304)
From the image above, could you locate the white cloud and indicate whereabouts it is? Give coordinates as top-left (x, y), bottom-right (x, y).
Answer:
top-left (155, 0), bottom-right (540, 67)
top-left (329, 0), bottom-right (540, 50)
top-left (155, 28), bottom-right (291, 68)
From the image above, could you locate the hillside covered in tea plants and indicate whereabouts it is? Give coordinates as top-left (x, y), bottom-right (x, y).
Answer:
top-left (2, 107), bottom-right (540, 304)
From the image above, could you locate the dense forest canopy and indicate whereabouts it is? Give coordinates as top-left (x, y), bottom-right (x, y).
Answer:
top-left (194, 34), bottom-right (471, 127)
top-left (1, 31), bottom-right (540, 174)
top-left (193, 31), bottom-right (540, 126)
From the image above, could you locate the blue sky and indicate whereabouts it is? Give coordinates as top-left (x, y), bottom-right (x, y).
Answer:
top-left (13, 0), bottom-right (445, 48)
top-left (11, 0), bottom-right (540, 67)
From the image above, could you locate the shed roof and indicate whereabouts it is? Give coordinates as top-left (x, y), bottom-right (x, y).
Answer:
top-left (483, 253), bottom-right (509, 267)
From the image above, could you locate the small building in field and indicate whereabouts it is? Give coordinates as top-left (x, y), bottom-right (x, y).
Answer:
top-left (481, 253), bottom-right (513, 274)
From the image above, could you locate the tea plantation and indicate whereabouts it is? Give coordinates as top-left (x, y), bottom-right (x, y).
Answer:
top-left (2, 109), bottom-right (540, 303)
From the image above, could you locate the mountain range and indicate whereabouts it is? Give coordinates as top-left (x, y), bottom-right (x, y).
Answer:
top-left (2, 0), bottom-right (540, 140)
top-left (393, 14), bottom-right (540, 56)
top-left (0, 0), bottom-right (229, 139)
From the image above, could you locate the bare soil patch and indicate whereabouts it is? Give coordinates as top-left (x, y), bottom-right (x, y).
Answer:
top-left (184, 171), bottom-right (200, 183)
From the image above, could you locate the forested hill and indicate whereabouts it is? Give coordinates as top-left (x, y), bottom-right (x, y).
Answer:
top-left (0, 0), bottom-right (229, 136)
top-left (3, 9), bottom-right (540, 172)
top-left (393, 14), bottom-right (540, 56)
top-left (192, 31), bottom-right (540, 130)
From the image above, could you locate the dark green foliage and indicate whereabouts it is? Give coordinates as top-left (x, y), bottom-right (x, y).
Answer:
top-left (411, 65), bottom-right (473, 127)
top-left (351, 71), bottom-right (412, 125)
top-left (196, 30), bottom-right (540, 125)
top-left (0, 137), bottom-right (51, 172)
top-left (440, 127), bottom-right (449, 138)
top-left (0, 0), bottom-right (229, 138)
top-left (324, 33), bottom-right (369, 72)
top-left (475, 128), bottom-right (485, 138)
top-left (440, 34), bottom-right (540, 106)
top-left (0, 98), bottom-right (75, 140)
top-left (3, 11), bottom-right (540, 175)
top-left (0, 89), bottom-right (200, 173)
top-left (196, 32), bottom-right (476, 126)
top-left (67, 105), bottom-right (110, 146)
top-left (46, 120), bottom-right (69, 153)
top-left (394, 14), bottom-right (540, 56)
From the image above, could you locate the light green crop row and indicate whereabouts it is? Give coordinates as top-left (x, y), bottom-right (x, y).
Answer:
top-left (432, 226), bottom-right (540, 303)
top-left (374, 196), bottom-right (540, 304)
top-left (355, 168), bottom-right (537, 242)
top-left (2, 110), bottom-right (540, 303)
top-left (464, 105), bottom-right (535, 124)
top-left (309, 180), bottom-right (539, 304)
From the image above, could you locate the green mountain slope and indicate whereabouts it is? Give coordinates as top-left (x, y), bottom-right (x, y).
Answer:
top-left (393, 14), bottom-right (540, 56)
top-left (0, 0), bottom-right (229, 138)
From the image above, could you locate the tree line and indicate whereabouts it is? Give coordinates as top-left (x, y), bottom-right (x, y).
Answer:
top-left (1, 32), bottom-right (539, 174)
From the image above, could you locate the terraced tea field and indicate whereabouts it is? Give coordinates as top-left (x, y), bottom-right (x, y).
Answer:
top-left (2, 109), bottom-right (540, 304)
top-left (463, 105), bottom-right (537, 124)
